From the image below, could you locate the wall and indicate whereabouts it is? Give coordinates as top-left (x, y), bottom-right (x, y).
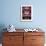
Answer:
top-left (0, 0), bottom-right (46, 30)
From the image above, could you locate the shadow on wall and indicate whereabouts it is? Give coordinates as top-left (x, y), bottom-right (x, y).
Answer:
top-left (0, 24), bottom-right (7, 43)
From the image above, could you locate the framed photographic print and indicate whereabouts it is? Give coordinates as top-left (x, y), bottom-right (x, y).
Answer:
top-left (21, 5), bottom-right (33, 21)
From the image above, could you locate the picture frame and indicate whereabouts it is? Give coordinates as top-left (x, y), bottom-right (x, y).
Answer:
top-left (21, 5), bottom-right (33, 21)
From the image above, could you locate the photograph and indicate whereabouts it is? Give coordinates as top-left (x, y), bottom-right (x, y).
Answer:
top-left (21, 5), bottom-right (33, 21)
